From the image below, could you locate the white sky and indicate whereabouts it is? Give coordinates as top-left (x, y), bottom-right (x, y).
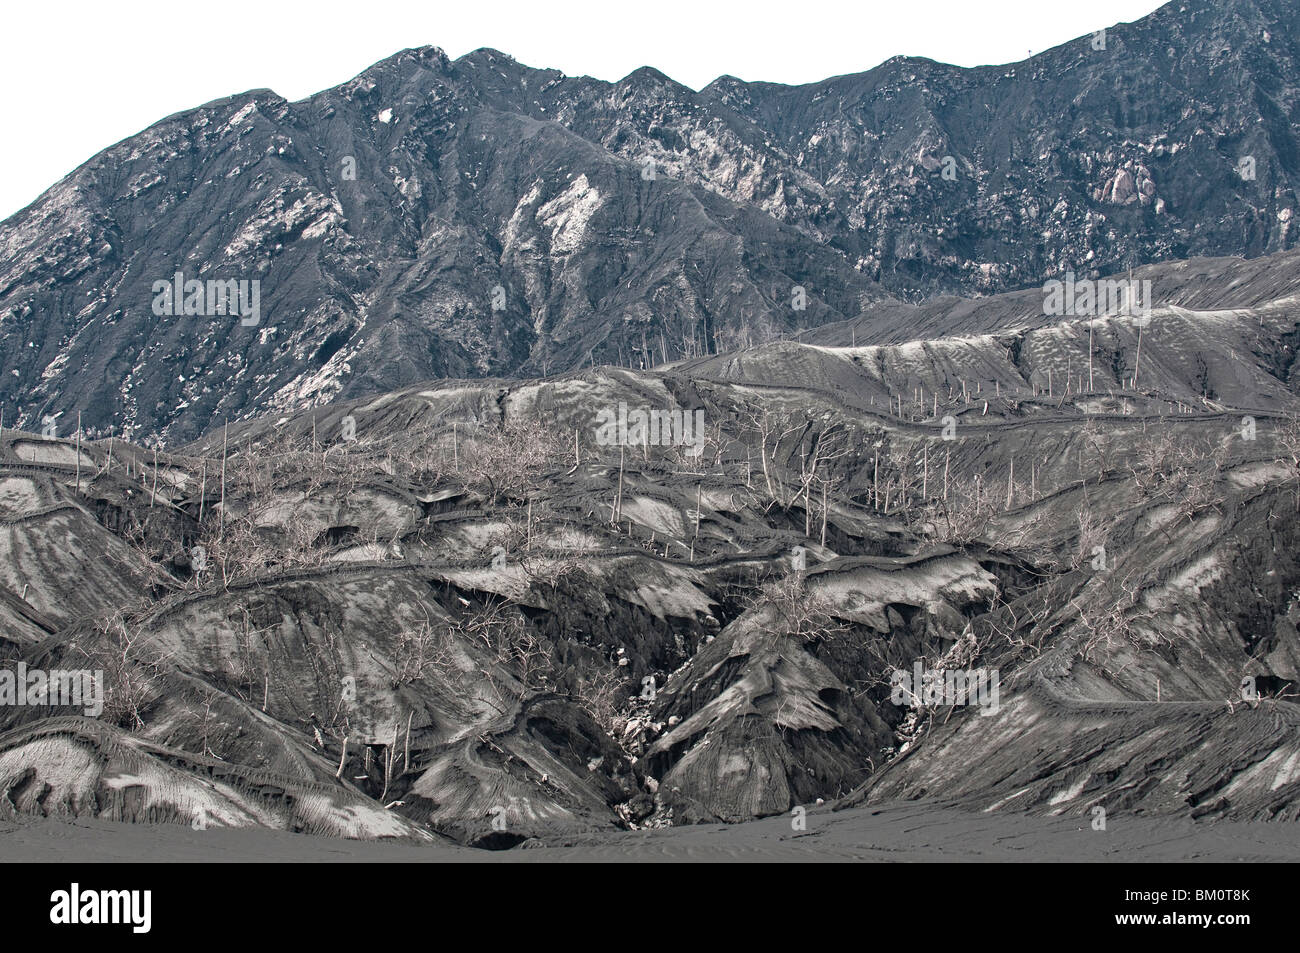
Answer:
top-left (0, 0), bottom-right (1165, 220)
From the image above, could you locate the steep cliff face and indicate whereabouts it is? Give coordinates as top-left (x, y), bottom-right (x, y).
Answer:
top-left (2, 0), bottom-right (1299, 444)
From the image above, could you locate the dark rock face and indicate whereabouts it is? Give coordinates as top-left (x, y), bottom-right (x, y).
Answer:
top-left (2, 0), bottom-right (1299, 443)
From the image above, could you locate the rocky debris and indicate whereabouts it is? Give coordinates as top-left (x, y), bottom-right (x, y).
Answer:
top-left (1094, 161), bottom-right (1160, 208)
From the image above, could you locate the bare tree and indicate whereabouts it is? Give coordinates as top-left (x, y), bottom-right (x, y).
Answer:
top-left (71, 612), bottom-right (173, 730)
top-left (746, 573), bottom-right (848, 644)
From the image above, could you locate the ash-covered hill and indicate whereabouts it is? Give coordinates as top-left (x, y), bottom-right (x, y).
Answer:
top-left (3, 0), bottom-right (1300, 443)
top-left (4, 250), bottom-right (1300, 841)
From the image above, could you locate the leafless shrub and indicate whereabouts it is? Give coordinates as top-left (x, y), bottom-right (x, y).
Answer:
top-left (70, 612), bottom-right (172, 730)
top-left (1273, 414), bottom-right (1300, 510)
top-left (1171, 467), bottom-right (1224, 523)
top-left (519, 550), bottom-right (586, 585)
top-left (485, 506), bottom-right (530, 556)
top-left (1127, 431), bottom-right (1180, 497)
top-left (568, 664), bottom-right (628, 739)
top-left (452, 597), bottom-right (557, 695)
top-left (459, 421), bottom-right (568, 504)
top-left (118, 509), bottom-right (173, 566)
top-left (1123, 428), bottom-right (1224, 522)
top-left (1273, 415), bottom-right (1300, 475)
top-left (975, 585), bottom-right (1059, 662)
top-left (923, 472), bottom-right (998, 545)
top-left (1071, 506), bottom-right (1108, 571)
top-left (378, 418), bottom-right (456, 486)
top-left (394, 615), bottom-right (456, 685)
top-left (735, 407), bottom-right (804, 508)
top-left (746, 573), bottom-right (848, 644)
top-left (1071, 577), bottom-right (1164, 669)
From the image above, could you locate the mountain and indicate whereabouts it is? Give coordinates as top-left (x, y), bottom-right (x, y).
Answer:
top-left (6, 0), bottom-right (1300, 851)
top-left (3, 0), bottom-right (1300, 444)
